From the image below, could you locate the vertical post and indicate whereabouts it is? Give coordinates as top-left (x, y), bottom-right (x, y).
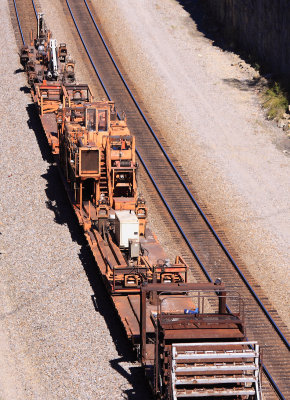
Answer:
top-left (219, 290), bottom-right (227, 314)
top-left (94, 181), bottom-right (96, 205)
top-left (151, 271), bottom-right (158, 305)
top-left (74, 182), bottom-right (76, 203)
top-left (154, 297), bottom-right (160, 394)
top-left (80, 181), bottom-right (83, 210)
top-left (141, 287), bottom-right (147, 363)
top-left (113, 266), bottom-right (115, 292)
top-left (96, 181), bottom-right (100, 205)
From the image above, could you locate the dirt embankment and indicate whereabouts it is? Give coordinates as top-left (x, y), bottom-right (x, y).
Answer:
top-left (202, 0), bottom-right (290, 83)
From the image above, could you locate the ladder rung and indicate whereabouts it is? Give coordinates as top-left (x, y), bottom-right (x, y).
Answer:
top-left (175, 376), bottom-right (256, 385)
top-left (175, 387), bottom-right (256, 397)
top-left (172, 341), bottom-right (258, 348)
top-left (175, 365), bottom-right (257, 372)
top-left (175, 352), bottom-right (256, 360)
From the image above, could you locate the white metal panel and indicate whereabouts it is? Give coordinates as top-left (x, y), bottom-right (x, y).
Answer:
top-left (175, 351), bottom-right (257, 359)
top-left (115, 210), bottom-right (139, 247)
top-left (171, 342), bottom-right (261, 400)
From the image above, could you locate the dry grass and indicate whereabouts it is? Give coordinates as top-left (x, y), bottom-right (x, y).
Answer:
top-left (262, 82), bottom-right (288, 120)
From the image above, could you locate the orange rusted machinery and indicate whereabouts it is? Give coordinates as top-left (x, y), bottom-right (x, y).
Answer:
top-left (20, 13), bottom-right (50, 83)
top-left (58, 43), bottom-right (67, 63)
top-left (20, 13), bottom-right (75, 85)
top-left (56, 99), bottom-right (189, 293)
top-left (139, 282), bottom-right (262, 399)
top-left (20, 16), bottom-right (262, 400)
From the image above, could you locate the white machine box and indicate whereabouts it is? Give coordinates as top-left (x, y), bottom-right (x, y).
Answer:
top-left (115, 210), bottom-right (139, 248)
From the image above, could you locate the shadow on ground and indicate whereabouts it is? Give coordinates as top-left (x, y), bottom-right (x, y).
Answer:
top-left (14, 68), bottom-right (24, 74)
top-left (223, 77), bottom-right (267, 92)
top-left (25, 98), bottom-right (153, 400)
top-left (175, 0), bottom-right (231, 48)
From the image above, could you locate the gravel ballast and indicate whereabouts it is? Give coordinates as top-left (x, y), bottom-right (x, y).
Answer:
top-left (1, 1), bottom-right (151, 398)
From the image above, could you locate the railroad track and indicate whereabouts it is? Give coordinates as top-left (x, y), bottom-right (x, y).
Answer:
top-left (11, 0), bottom-right (289, 398)
top-left (10, 0), bottom-right (37, 46)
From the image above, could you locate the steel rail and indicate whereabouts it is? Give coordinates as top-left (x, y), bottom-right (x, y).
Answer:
top-left (13, 0), bottom-right (38, 45)
top-left (13, 0), bottom-right (25, 45)
top-left (32, 0), bottom-right (37, 17)
top-left (65, 2), bottom-right (288, 399)
top-left (82, 0), bottom-right (289, 353)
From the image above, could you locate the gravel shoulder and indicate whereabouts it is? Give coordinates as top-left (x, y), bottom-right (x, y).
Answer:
top-left (1, 1), bottom-right (151, 398)
top-left (89, 0), bottom-right (290, 327)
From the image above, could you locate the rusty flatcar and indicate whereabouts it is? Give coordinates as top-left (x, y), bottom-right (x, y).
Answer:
top-left (20, 14), bottom-right (262, 400)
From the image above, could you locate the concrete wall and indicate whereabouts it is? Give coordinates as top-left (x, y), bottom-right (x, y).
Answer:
top-left (203, 0), bottom-right (290, 83)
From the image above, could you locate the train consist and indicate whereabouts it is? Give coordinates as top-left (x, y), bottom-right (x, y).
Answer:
top-left (20, 14), bottom-right (262, 400)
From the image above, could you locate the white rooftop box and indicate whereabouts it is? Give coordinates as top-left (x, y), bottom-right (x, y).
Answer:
top-left (115, 210), bottom-right (139, 248)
